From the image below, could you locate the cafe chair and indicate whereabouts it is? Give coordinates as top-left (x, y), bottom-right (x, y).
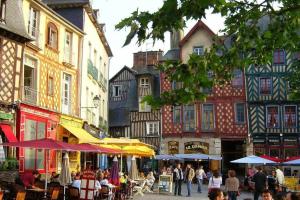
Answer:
top-left (15, 191), bottom-right (26, 200)
top-left (0, 191), bottom-right (4, 200)
top-left (68, 186), bottom-right (80, 200)
top-left (133, 180), bottom-right (146, 197)
top-left (49, 187), bottom-right (60, 200)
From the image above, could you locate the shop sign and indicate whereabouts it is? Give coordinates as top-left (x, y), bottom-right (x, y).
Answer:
top-left (253, 138), bottom-right (266, 144)
top-left (184, 141), bottom-right (209, 154)
top-left (283, 138), bottom-right (298, 146)
top-left (0, 111), bottom-right (13, 120)
top-left (21, 107), bottom-right (50, 118)
top-left (268, 138), bottom-right (280, 145)
top-left (168, 141), bottom-right (179, 154)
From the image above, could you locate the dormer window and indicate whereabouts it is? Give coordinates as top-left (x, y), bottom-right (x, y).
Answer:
top-left (140, 78), bottom-right (149, 87)
top-left (47, 22), bottom-right (58, 50)
top-left (0, 0), bottom-right (6, 23)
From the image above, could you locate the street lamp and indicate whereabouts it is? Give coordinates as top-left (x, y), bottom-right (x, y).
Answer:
top-left (81, 95), bottom-right (101, 108)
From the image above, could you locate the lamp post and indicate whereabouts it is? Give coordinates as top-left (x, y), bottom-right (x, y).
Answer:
top-left (81, 95), bottom-right (101, 109)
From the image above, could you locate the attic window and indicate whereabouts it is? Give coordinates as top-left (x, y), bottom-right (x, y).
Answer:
top-left (47, 22), bottom-right (58, 50)
top-left (193, 46), bottom-right (204, 56)
top-left (140, 78), bottom-right (149, 87)
top-left (0, 0), bottom-right (6, 23)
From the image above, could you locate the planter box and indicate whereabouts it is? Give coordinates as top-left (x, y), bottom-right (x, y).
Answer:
top-left (0, 170), bottom-right (19, 182)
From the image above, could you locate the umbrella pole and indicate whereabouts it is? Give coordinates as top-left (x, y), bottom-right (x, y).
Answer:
top-left (120, 154), bottom-right (123, 172)
top-left (63, 185), bottom-right (66, 200)
top-left (44, 149), bottom-right (49, 198)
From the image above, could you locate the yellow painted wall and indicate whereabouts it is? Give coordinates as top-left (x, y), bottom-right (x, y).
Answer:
top-left (181, 30), bottom-right (213, 63)
top-left (22, 0), bottom-right (83, 116)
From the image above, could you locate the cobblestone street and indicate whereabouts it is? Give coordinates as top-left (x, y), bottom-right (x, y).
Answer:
top-left (134, 183), bottom-right (254, 200)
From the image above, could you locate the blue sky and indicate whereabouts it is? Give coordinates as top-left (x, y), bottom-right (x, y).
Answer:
top-left (94, 0), bottom-right (224, 78)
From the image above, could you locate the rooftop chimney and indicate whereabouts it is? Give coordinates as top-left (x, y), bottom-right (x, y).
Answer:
top-left (170, 28), bottom-right (183, 49)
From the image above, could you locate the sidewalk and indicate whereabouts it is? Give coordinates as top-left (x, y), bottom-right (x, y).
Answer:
top-left (134, 183), bottom-right (254, 200)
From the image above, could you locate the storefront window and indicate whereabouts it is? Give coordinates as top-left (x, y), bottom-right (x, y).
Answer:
top-left (24, 119), bottom-right (45, 170)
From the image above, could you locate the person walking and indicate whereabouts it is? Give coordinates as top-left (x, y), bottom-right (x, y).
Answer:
top-left (195, 165), bottom-right (206, 193)
top-left (185, 164), bottom-right (195, 197)
top-left (275, 166), bottom-right (285, 189)
top-left (225, 170), bottom-right (240, 200)
top-left (253, 166), bottom-right (267, 200)
top-left (208, 170), bottom-right (223, 190)
top-left (267, 170), bottom-right (277, 195)
top-left (173, 163), bottom-right (184, 196)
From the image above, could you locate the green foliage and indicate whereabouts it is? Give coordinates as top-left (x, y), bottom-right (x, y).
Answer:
top-left (0, 158), bottom-right (19, 171)
top-left (117, 0), bottom-right (300, 106)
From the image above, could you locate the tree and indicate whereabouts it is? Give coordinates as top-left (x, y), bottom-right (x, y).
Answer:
top-left (116, 0), bottom-right (300, 107)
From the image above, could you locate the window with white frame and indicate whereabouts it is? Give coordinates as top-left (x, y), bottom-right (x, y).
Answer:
top-left (266, 106), bottom-right (280, 128)
top-left (139, 97), bottom-right (151, 112)
top-left (235, 103), bottom-right (245, 123)
top-left (140, 78), bottom-right (149, 87)
top-left (183, 105), bottom-right (195, 132)
top-left (0, 0), bottom-right (6, 23)
top-left (146, 122), bottom-right (159, 135)
top-left (64, 31), bottom-right (72, 63)
top-left (112, 85), bottom-right (122, 97)
top-left (284, 105), bottom-right (297, 128)
top-left (260, 77), bottom-right (272, 95)
top-left (28, 6), bottom-right (39, 38)
top-left (193, 46), bottom-right (204, 56)
top-left (202, 104), bottom-right (215, 130)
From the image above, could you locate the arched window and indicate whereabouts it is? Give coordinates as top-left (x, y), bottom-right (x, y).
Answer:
top-left (47, 22), bottom-right (58, 50)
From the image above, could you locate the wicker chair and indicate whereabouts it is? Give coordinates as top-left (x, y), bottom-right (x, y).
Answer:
top-left (95, 185), bottom-right (110, 200)
top-left (49, 187), bottom-right (60, 200)
top-left (0, 191), bottom-right (4, 200)
top-left (15, 191), bottom-right (26, 200)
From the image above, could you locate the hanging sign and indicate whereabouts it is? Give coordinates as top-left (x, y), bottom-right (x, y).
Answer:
top-left (184, 141), bottom-right (209, 154)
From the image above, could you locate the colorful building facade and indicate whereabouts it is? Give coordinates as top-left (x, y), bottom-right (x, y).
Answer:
top-left (19, 0), bottom-right (84, 173)
top-left (161, 21), bottom-right (249, 171)
top-left (246, 49), bottom-right (300, 159)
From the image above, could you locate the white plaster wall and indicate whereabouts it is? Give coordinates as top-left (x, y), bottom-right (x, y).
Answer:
top-left (81, 10), bottom-right (109, 127)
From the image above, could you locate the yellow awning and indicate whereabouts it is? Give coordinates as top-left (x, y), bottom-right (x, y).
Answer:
top-left (97, 137), bottom-right (153, 148)
top-left (60, 123), bottom-right (101, 144)
top-left (99, 144), bottom-right (155, 157)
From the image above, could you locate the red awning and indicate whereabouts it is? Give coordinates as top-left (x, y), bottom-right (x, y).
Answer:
top-left (0, 124), bottom-right (18, 142)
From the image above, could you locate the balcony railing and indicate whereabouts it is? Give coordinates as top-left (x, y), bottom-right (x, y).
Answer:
top-left (87, 59), bottom-right (98, 81)
top-left (23, 86), bottom-right (38, 104)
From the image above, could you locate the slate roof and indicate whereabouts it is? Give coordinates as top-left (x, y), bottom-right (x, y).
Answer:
top-left (161, 49), bottom-right (180, 61)
top-left (0, 0), bottom-right (32, 42)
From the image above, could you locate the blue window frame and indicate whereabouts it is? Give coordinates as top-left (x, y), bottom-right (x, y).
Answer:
top-left (173, 106), bottom-right (181, 124)
top-left (273, 49), bottom-right (285, 65)
top-left (235, 103), bottom-right (245, 124)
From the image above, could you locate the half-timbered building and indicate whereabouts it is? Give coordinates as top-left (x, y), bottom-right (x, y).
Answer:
top-left (161, 21), bottom-right (249, 172)
top-left (109, 51), bottom-right (162, 150)
top-left (246, 49), bottom-right (300, 160)
top-left (0, 0), bottom-right (31, 158)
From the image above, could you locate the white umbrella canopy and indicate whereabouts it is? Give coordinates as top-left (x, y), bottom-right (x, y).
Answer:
top-left (283, 159), bottom-right (300, 165)
top-left (59, 153), bottom-right (72, 200)
top-left (231, 155), bottom-right (276, 164)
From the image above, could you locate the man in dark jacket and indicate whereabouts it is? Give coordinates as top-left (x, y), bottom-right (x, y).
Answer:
top-left (173, 163), bottom-right (184, 196)
top-left (253, 166), bottom-right (267, 200)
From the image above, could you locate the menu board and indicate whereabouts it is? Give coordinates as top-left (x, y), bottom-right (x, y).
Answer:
top-left (158, 175), bottom-right (173, 194)
top-left (80, 170), bottom-right (96, 200)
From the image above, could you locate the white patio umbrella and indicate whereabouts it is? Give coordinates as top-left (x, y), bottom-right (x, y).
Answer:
top-left (283, 159), bottom-right (300, 165)
top-left (231, 155), bottom-right (276, 164)
top-left (59, 153), bottom-right (72, 200)
top-left (129, 156), bottom-right (139, 180)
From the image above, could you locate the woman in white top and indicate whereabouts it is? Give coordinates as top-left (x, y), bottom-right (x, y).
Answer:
top-left (145, 171), bottom-right (155, 191)
top-left (208, 170), bottom-right (222, 190)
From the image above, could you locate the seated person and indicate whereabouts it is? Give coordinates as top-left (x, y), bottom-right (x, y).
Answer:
top-left (20, 170), bottom-right (40, 189)
top-left (145, 171), bottom-right (155, 188)
top-left (50, 172), bottom-right (60, 183)
top-left (71, 173), bottom-right (81, 191)
top-left (71, 171), bottom-right (76, 181)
